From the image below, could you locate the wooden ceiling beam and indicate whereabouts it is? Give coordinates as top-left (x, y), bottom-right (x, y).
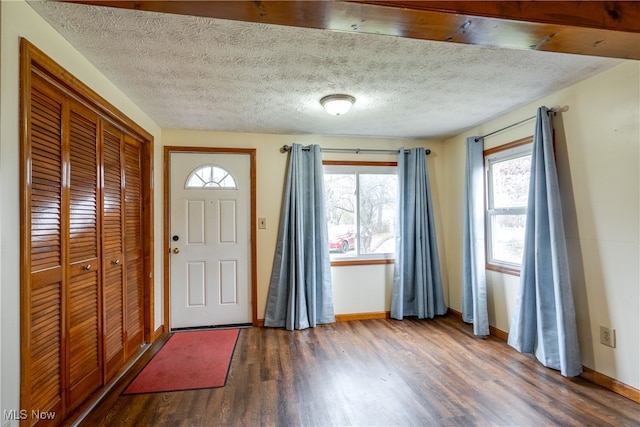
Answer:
top-left (60, 1), bottom-right (640, 59)
top-left (363, 1), bottom-right (640, 33)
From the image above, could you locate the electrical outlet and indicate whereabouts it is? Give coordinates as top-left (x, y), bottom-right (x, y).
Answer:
top-left (258, 217), bottom-right (267, 229)
top-left (600, 326), bottom-right (616, 348)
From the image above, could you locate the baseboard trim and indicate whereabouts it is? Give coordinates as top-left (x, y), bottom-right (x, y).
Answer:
top-left (489, 324), bottom-right (509, 342)
top-left (446, 308), bottom-right (639, 403)
top-left (580, 366), bottom-right (640, 403)
top-left (335, 311), bottom-right (390, 322)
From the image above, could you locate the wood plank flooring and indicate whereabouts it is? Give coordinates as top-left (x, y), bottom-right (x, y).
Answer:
top-left (74, 315), bottom-right (639, 426)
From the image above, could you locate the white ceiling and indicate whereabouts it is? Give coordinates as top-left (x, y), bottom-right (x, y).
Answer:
top-left (28, 1), bottom-right (622, 140)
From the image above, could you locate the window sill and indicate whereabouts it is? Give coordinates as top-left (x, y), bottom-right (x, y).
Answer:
top-left (331, 258), bottom-right (394, 267)
top-left (486, 263), bottom-right (521, 276)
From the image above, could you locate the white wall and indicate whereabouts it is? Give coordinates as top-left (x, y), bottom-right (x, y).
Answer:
top-left (443, 61), bottom-right (640, 389)
top-left (0, 1), bottom-right (161, 423)
top-left (161, 130), bottom-right (445, 318)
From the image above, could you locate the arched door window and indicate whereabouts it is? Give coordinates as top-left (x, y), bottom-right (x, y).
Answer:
top-left (185, 164), bottom-right (237, 189)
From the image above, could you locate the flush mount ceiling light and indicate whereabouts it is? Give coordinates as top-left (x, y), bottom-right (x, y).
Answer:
top-left (320, 94), bottom-right (355, 116)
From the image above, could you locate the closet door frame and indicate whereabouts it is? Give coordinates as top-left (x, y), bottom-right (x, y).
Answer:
top-left (20, 38), bottom-right (155, 424)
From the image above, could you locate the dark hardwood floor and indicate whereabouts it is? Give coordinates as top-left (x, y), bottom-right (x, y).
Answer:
top-left (76, 316), bottom-right (639, 426)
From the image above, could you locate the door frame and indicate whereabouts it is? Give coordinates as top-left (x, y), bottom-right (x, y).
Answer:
top-left (163, 146), bottom-right (257, 330)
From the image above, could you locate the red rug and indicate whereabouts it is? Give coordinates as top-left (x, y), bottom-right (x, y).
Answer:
top-left (124, 329), bottom-right (239, 394)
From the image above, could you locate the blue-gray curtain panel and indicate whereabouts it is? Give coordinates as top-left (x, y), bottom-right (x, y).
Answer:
top-left (264, 144), bottom-right (335, 330)
top-left (462, 136), bottom-right (489, 336)
top-left (508, 107), bottom-right (582, 377)
top-left (391, 147), bottom-right (446, 320)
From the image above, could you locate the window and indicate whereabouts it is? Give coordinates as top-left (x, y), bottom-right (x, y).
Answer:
top-left (323, 162), bottom-right (397, 261)
top-left (185, 164), bottom-right (237, 189)
top-left (485, 137), bottom-right (533, 273)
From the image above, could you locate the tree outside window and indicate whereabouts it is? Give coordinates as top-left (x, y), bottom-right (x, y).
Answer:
top-left (324, 164), bottom-right (396, 260)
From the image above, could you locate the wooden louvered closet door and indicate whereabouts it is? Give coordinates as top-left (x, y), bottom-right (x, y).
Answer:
top-left (66, 100), bottom-right (103, 409)
top-left (101, 122), bottom-right (125, 382)
top-left (101, 126), bottom-right (146, 379)
top-left (26, 74), bottom-right (66, 420)
top-left (123, 135), bottom-right (145, 357)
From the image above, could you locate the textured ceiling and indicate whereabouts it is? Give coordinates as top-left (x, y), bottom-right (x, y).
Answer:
top-left (28, 1), bottom-right (622, 139)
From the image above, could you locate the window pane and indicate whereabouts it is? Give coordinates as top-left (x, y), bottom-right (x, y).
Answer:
top-left (491, 154), bottom-right (531, 208)
top-left (359, 173), bottom-right (396, 255)
top-left (186, 165), bottom-right (237, 188)
top-left (325, 173), bottom-right (356, 256)
top-left (490, 214), bottom-right (526, 264)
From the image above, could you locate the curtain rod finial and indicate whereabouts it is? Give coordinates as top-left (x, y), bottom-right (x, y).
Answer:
top-left (281, 145), bottom-right (291, 153)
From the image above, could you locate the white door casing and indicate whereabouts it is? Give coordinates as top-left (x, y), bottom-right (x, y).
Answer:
top-left (170, 152), bottom-right (251, 329)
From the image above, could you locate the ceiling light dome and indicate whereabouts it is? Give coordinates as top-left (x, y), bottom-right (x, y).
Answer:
top-left (320, 94), bottom-right (355, 116)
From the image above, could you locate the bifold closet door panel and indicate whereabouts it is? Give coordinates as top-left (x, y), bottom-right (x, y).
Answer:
top-left (101, 121), bottom-right (126, 381)
top-left (26, 75), bottom-right (66, 418)
top-left (123, 135), bottom-right (144, 356)
top-left (67, 100), bottom-right (103, 409)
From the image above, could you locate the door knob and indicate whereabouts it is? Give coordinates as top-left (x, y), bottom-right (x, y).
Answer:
top-left (172, 247), bottom-right (180, 254)
top-left (112, 259), bottom-right (121, 265)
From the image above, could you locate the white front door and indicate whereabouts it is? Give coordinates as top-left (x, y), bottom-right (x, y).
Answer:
top-left (170, 152), bottom-right (251, 329)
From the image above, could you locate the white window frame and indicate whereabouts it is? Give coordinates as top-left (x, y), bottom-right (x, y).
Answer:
top-left (485, 138), bottom-right (533, 274)
top-left (323, 162), bottom-right (397, 264)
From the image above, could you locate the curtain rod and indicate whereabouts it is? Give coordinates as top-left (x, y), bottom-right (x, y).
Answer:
top-left (280, 145), bottom-right (431, 155)
top-left (474, 108), bottom-right (557, 142)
